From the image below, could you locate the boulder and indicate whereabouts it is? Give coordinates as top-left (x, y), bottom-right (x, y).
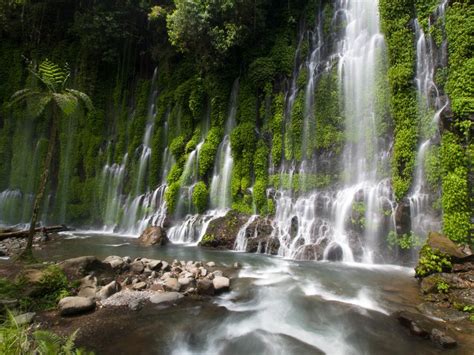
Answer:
top-left (58, 296), bottom-right (96, 316)
top-left (163, 277), bottom-right (180, 292)
top-left (97, 281), bottom-right (121, 300)
top-left (147, 259), bottom-right (162, 270)
top-left (59, 256), bottom-right (112, 278)
top-left (149, 292), bottom-right (184, 305)
top-left (130, 261), bottom-right (145, 274)
top-left (77, 275), bottom-right (98, 298)
top-left (430, 328), bottom-right (457, 349)
top-left (103, 256), bottom-right (125, 270)
top-left (197, 279), bottom-right (215, 296)
top-left (137, 226), bottom-right (168, 246)
top-left (132, 281), bottom-right (147, 291)
top-left (14, 312), bottom-right (36, 325)
top-left (198, 210), bottom-right (249, 249)
top-left (245, 217), bottom-right (279, 255)
top-left (213, 276), bottom-right (230, 293)
top-left (426, 232), bottom-right (472, 261)
top-left (206, 262), bottom-right (216, 268)
top-left (161, 261), bottom-right (170, 271)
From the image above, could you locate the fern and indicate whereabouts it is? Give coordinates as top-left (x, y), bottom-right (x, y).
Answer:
top-left (38, 58), bottom-right (70, 92)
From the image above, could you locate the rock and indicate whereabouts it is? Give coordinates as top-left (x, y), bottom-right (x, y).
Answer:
top-left (233, 262), bottom-right (241, 268)
top-left (213, 276), bottom-right (230, 293)
top-left (58, 296), bottom-right (95, 316)
top-left (417, 303), bottom-right (469, 322)
top-left (213, 270), bottom-right (223, 277)
top-left (426, 232), bottom-right (472, 261)
top-left (197, 279), bottom-right (215, 296)
top-left (103, 255), bottom-right (124, 270)
top-left (130, 261), bottom-right (145, 274)
top-left (97, 281), bottom-right (121, 300)
top-left (132, 281), bottom-right (147, 291)
top-left (245, 218), bottom-right (279, 255)
top-left (326, 244), bottom-right (343, 261)
top-left (14, 312), bottom-right (35, 325)
top-left (161, 261), bottom-right (170, 271)
top-left (78, 275), bottom-right (98, 298)
top-left (129, 298), bottom-right (144, 311)
top-left (394, 200), bottom-right (411, 235)
top-left (149, 292), bottom-right (184, 305)
top-left (452, 262), bottom-right (474, 272)
top-left (163, 277), bottom-right (180, 292)
top-left (137, 226), bottom-right (169, 246)
top-left (430, 328), bottom-right (457, 349)
top-left (199, 267), bottom-right (208, 277)
top-left (123, 256), bottom-right (132, 264)
top-left (198, 210), bottom-right (249, 249)
top-left (147, 259), bottom-right (162, 270)
top-left (450, 288), bottom-right (474, 306)
top-left (59, 256), bottom-right (112, 277)
top-left (206, 262), bottom-right (216, 268)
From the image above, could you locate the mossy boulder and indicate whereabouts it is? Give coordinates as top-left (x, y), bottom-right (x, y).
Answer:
top-left (198, 210), bottom-right (248, 249)
top-left (426, 232), bottom-right (472, 262)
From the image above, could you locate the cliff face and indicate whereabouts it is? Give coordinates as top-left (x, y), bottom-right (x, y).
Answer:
top-left (0, 0), bottom-right (471, 260)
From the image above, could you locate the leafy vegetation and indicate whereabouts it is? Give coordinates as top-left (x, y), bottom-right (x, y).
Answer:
top-left (415, 245), bottom-right (452, 278)
top-left (387, 231), bottom-right (423, 250)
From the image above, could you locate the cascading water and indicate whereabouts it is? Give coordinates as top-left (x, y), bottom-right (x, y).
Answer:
top-left (210, 79), bottom-right (239, 210)
top-left (408, 2), bottom-right (448, 238)
top-left (269, 0), bottom-right (393, 263)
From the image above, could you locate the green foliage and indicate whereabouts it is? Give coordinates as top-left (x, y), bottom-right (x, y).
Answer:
top-left (270, 93), bottom-right (284, 165)
top-left (200, 234), bottom-right (215, 246)
top-left (387, 231), bottom-right (422, 250)
top-left (269, 173), bottom-right (332, 193)
top-left (192, 181), bottom-right (208, 213)
top-left (415, 245), bottom-right (452, 278)
top-left (440, 132), bottom-right (470, 243)
top-left (248, 57), bottom-right (276, 89)
top-left (199, 127), bottom-right (222, 177)
top-left (0, 311), bottom-right (90, 354)
top-left (165, 182), bottom-right (181, 214)
top-left (379, 0), bottom-right (418, 201)
top-left (170, 135), bottom-right (186, 159)
top-left (436, 279), bottom-right (450, 294)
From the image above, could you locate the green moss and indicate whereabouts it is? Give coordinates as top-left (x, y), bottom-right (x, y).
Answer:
top-left (199, 126), bottom-right (222, 177)
top-left (192, 181), bottom-right (208, 213)
top-left (269, 173), bottom-right (333, 193)
top-left (248, 57), bottom-right (276, 90)
top-left (415, 245), bottom-right (452, 278)
top-left (170, 135), bottom-right (186, 159)
top-left (165, 181), bottom-right (181, 214)
top-left (270, 93), bottom-right (284, 166)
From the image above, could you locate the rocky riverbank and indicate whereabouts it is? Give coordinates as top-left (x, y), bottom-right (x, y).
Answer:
top-left (393, 232), bottom-right (474, 349)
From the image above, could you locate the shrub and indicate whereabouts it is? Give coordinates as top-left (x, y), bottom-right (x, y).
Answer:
top-left (192, 181), bottom-right (208, 213)
top-left (415, 245), bottom-right (452, 278)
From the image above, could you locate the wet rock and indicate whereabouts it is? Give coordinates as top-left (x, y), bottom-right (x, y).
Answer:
top-left (137, 226), bottom-right (169, 246)
top-left (206, 262), bottom-right (216, 268)
top-left (213, 270), bottom-right (223, 277)
top-left (450, 288), bottom-right (474, 306)
top-left (146, 259), bottom-right (162, 270)
top-left (199, 267), bottom-right (208, 277)
top-left (59, 256), bottom-right (112, 278)
top-left (78, 275), bottom-right (98, 298)
top-left (395, 200), bottom-right (411, 235)
top-left (103, 256), bottom-right (124, 270)
top-left (417, 302), bottom-right (469, 322)
top-left (163, 277), bottom-right (180, 292)
top-left (132, 281), bottom-right (147, 291)
top-left (129, 298), bottom-right (144, 311)
top-left (149, 292), bottom-right (183, 305)
top-left (294, 242), bottom-right (327, 261)
top-left (426, 232), bottom-right (473, 261)
top-left (97, 281), bottom-right (121, 300)
top-left (160, 261), bottom-right (170, 271)
top-left (199, 210), bottom-right (248, 249)
top-left (452, 262), bottom-right (474, 272)
top-left (197, 279), bottom-right (215, 296)
top-left (430, 328), bottom-right (457, 349)
top-left (130, 261), bottom-right (145, 274)
top-left (326, 244), bottom-right (343, 261)
top-left (14, 312), bottom-right (36, 325)
top-left (58, 296), bottom-right (95, 316)
top-left (213, 276), bottom-right (230, 293)
top-left (233, 262), bottom-right (241, 268)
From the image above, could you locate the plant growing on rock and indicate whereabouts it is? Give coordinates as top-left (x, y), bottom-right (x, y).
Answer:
top-left (415, 245), bottom-right (452, 278)
top-left (9, 59), bottom-right (92, 260)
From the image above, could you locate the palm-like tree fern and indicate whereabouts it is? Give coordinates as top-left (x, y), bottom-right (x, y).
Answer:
top-left (9, 58), bottom-right (93, 259)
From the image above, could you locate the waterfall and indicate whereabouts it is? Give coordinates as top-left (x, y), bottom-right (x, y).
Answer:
top-left (269, 0), bottom-right (392, 263)
top-left (234, 214), bottom-right (258, 251)
top-left (210, 79), bottom-right (239, 210)
top-left (408, 2), bottom-right (448, 238)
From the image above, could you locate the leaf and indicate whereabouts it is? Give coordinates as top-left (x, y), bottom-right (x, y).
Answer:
top-left (9, 89), bottom-right (40, 107)
top-left (66, 89), bottom-right (93, 111)
top-left (38, 59), bottom-right (69, 91)
top-left (53, 93), bottom-right (78, 116)
top-left (27, 94), bottom-right (52, 118)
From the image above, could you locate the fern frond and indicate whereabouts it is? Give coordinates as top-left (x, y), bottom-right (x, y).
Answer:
top-left (38, 59), bottom-right (69, 91)
top-left (34, 329), bottom-right (62, 354)
top-left (66, 89), bottom-right (93, 112)
top-left (63, 329), bottom-right (79, 354)
top-left (9, 89), bottom-right (40, 107)
top-left (53, 92), bottom-right (78, 116)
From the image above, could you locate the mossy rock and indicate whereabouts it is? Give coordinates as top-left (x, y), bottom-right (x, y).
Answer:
top-left (426, 232), bottom-right (472, 261)
top-left (198, 210), bottom-right (248, 250)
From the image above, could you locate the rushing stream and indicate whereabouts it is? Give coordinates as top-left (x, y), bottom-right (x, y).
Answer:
top-left (31, 232), bottom-right (462, 355)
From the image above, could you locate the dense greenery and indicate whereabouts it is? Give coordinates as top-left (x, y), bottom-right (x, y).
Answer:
top-left (0, 0), bottom-right (471, 248)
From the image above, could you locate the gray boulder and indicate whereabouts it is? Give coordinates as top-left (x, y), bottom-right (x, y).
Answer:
top-left (103, 256), bottom-right (125, 270)
top-left (97, 281), bottom-right (121, 300)
top-left (163, 277), bottom-right (180, 292)
top-left (197, 279), bottom-right (215, 296)
top-left (213, 276), bottom-right (230, 293)
top-left (149, 292), bottom-right (184, 305)
top-left (137, 226), bottom-right (169, 246)
top-left (58, 296), bottom-right (95, 316)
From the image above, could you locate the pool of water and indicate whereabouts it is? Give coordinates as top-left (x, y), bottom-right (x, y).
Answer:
top-left (34, 232), bottom-right (456, 354)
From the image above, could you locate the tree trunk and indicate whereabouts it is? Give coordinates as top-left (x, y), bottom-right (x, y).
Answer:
top-left (22, 112), bottom-right (58, 258)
